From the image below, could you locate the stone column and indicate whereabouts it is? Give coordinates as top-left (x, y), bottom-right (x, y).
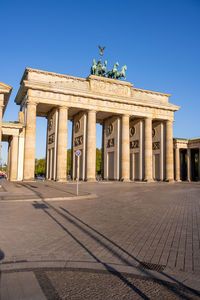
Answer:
top-left (187, 148), bottom-right (191, 182)
top-left (23, 101), bottom-right (37, 180)
top-left (199, 149), bottom-right (200, 181)
top-left (101, 122), bottom-right (104, 179)
top-left (165, 120), bottom-right (174, 181)
top-left (45, 119), bottom-right (49, 179)
top-left (17, 132), bottom-right (25, 181)
top-left (0, 106), bottom-right (3, 162)
top-left (56, 106), bottom-right (68, 181)
top-left (7, 141), bottom-right (11, 180)
top-left (86, 110), bottom-right (96, 181)
top-left (160, 122), bottom-right (164, 181)
top-left (10, 135), bottom-right (19, 181)
top-left (71, 120), bottom-right (74, 180)
top-left (121, 114), bottom-right (130, 181)
top-left (139, 120), bottom-right (143, 181)
top-left (175, 147), bottom-right (180, 181)
top-left (144, 117), bottom-right (153, 181)
top-left (49, 149), bottom-right (53, 180)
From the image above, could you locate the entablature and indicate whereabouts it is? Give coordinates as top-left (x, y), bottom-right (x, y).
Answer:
top-left (0, 82), bottom-right (12, 115)
top-left (15, 68), bottom-right (180, 111)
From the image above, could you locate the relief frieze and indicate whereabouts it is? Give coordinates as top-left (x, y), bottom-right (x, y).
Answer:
top-left (74, 135), bottom-right (83, 147)
top-left (107, 138), bottom-right (114, 148)
top-left (152, 142), bottom-right (160, 150)
top-left (130, 140), bottom-right (139, 149)
top-left (90, 80), bottom-right (130, 97)
top-left (48, 133), bottom-right (55, 144)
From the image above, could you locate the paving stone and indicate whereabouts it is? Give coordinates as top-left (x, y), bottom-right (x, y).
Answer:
top-left (0, 181), bottom-right (200, 298)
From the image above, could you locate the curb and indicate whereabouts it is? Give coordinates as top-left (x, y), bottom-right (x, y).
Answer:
top-left (0, 193), bottom-right (97, 203)
top-left (0, 260), bottom-right (199, 292)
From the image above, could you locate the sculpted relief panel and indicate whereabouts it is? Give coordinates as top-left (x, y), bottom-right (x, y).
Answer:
top-left (89, 79), bottom-right (131, 97)
top-left (53, 79), bottom-right (89, 91)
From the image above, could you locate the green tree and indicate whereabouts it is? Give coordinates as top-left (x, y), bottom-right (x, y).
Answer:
top-left (96, 148), bottom-right (102, 175)
top-left (67, 149), bottom-right (71, 175)
top-left (35, 148), bottom-right (102, 178)
top-left (35, 158), bottom-right (46, 176)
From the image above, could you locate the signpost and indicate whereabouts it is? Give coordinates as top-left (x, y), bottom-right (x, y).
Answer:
top-left (75, 150), bottom-right (81, 195)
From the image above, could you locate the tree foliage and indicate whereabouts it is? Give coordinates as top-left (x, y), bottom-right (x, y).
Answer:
top-left (96, 148), bottom-right (102, 174)
top-left (67, 149), bottom-right (71, 175)
top-left (35, 148), bottom-right (102, 177)
top-left (35, 158), bottom-right (46, 176)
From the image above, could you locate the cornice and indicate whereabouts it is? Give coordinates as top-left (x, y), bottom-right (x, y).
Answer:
top-left (2, 121), bottom-right (24, 129)
top-left (132, 87), bottom-right (171, 97)
top-left (0, 82), bottom-right (12, 92)
top-left (0, 82), bottom-right (12, 116)
top-left (20, 67), bottom-right (87, 85)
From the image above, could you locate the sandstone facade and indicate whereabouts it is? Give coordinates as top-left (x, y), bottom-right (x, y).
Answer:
top-left (0, 68), bottom-right (199, 182)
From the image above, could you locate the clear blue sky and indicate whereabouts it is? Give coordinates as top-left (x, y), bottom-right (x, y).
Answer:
top-left (1, 0), bottom-right (200, 163)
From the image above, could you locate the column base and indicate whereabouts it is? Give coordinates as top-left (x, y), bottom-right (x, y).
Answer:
top-left (165, 179), bottom-right (174, 182)
top-left (23, 178), bottom-right (35, 182)
top-left (120, 178), bottom-right (131, 182)
top-left (144, 178), bottom-right (154, 183)
top-left (86, 178), bottom-right (96, 182)
top-left (56, 179), bottom-right (67, 182)
top-left (10, 179), bottom-right (21, 182)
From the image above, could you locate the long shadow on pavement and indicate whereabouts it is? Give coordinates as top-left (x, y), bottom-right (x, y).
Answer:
top-left (22, 183), bottom-right (199, 299)
top-left (22, 184), bottom-right (151, 298)
top-left (0, 249), bottom-right (5, 292)
top-left (42, 208), bottom-right (151, 299)
top-left (60, 207), bottom-right (200, 296)
top-left (47, 203), bottom-right (199, 299)
top-left (39, 200), bottom-right (199, 299)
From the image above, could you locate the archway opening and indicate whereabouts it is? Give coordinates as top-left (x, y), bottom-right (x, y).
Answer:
top-left (1, 142), bottom-right (8, 178)
top-left (35, 117), bottom-right (47, 179)
top-left (191, 149), bottom-right (199, 181)
top-left (180, 149), bottom-right (187, 181)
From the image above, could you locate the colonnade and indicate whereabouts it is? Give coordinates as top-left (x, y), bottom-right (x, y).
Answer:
top-left (174, 144), bottom-right (200, 182)
top-left (1, 119), bottom-right (24, 181)
top-left (22, 101), bottom-right (174, 182)
top-left (7, 67), bottom-right (182, 182)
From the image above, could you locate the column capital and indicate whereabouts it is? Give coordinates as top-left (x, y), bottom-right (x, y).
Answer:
top-left (88, 109), bottom-right (96, 114)
top-left (165, 119), bottom-right (174, 124)
top-left (144, 116), bottom-right (153, 124)
top-left (26, 100), bottom-right (38, 106)
top-left (58, 105), bottom-right (68, 110)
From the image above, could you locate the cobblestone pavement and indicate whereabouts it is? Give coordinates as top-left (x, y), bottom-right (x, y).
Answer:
top-left (0, 181), bottom-right (200, 299)
top-left (39, 268), bottom-right (200, 300)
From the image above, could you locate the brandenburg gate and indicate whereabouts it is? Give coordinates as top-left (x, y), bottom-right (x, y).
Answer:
top-left (12, 65), bottom-right (179, 182)
top-left (1, 59), bottom-right (199, 182)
